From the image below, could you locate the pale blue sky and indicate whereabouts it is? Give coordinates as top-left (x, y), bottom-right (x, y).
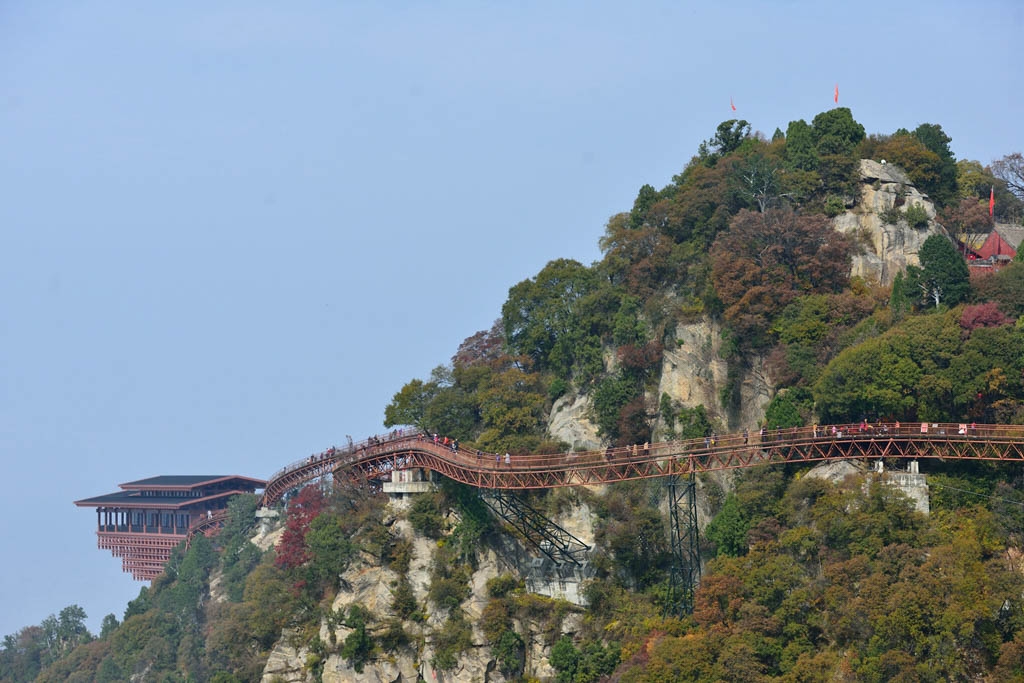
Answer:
top-left (1, 1), bottom-right (1021, 636)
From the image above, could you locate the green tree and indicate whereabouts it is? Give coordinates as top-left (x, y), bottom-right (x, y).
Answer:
top-left (629, 183), bottom-right (660, 228)
top-left (699, 119), bottom-right (751, 164)
top-left (550, 636), bottom-right (580, 683)
top-left (305, 513), bottom-right (355, 589)
top-left (591, 373), bottom-right (638, 443)
top-left (95, 656), bottom-right (123, 682)
top-left (55, 605), bottom-right (90, 655)
top-left (474, 365), bottom-right (548, 453)
top-left (911, 234), bottom-right (971, 307)
top-left (811, 107), bottom-right (865, 156)
top-left (422, 384), bottom-right (478, 439)
top-left (98, 614), bottom-right (119, 640)
top-left (408, 493), bottom-right (445, 539)
top-left (155, 535), bottom-right (217, 630)
top-left (956, 159), bottom-right (994, 200)
top-left (912, 123), bottom-right (958, 206)
top-left (889, 271), bottom-right (909, 320)
top-left (384, 378), bottom-right (438, 429)
top-left (339, 605), bottom-right (374, 673)
top-left (785, 119), bottom-right (818, 171)
top-left (492, 629), bottom-right (525, 678)
top-left (1, 626), bottom-right (46, 682)
top-left (813, 309), bottom-right (963, 421)
top-left (502, 258), bottom-right (602, 376)
top-left (431, 612), bottom-right (473, 671)
top-left (601, 505), bottom-right (670, 589)
top-left (706, 493), bottom-right (749, 556)
top-left (218, 494), bottom-right (262, 602)
top-left (242, 563), bottom-right (297, 649)
top-left (676, 404), bottom-right (714, 440)
top-left (764, 389), bottom-right (808, 428)
top-left (204, 602), bottom-right (264, 679)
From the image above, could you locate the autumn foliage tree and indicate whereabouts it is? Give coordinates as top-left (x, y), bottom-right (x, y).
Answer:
top-left (960, 302), bottom-right (1013, 332)
top-left (275, 485), bottom-right (326, 570)
top-left (872, 134), bottom-right (946, 199)
top-left (598, 212), bottom-right (678, 298)
top-left (972, 262), bottom-right (1024, 318)
top-left (451, 320), bottom-right (505, 368)
top-left (711, 208), bottom-right (852, 348)
top-left (940, 196), bottom-right (993, 243)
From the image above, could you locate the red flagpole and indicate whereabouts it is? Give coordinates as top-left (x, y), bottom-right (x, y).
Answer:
top-left (990, 186), bottom-right (995, 217)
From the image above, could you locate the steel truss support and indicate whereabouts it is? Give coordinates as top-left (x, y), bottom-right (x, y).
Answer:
top-left (481, 490), bottom-right (590, 567)
top-left (666, 470), bottom-right (701, 617)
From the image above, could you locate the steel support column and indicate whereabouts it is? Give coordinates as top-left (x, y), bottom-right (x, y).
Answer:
top-left (666, 470), bottom-right (700, 617)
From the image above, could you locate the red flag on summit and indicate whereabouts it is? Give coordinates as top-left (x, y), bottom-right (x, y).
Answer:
top-left (730, 96), bottom-right (736, 111)
top-left (990, 186), bottom-right (995, 217)
top-left (834, 84), bottom-right (839, 104)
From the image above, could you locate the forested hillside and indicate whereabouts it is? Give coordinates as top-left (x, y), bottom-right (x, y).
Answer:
top-left (5, 110), bottom-right (1024, 682)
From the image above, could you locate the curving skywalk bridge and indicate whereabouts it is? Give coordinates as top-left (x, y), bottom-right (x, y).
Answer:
top-left (257, 422), bottom-right (1024, 508)
top-left (184, 422), bottom-right (1024, 613)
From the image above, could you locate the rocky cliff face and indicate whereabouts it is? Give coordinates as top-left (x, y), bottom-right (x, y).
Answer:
top-left (657, 319), bottom-right (773, 434)
top-left (832, 159), bottom-right (945, 287)
top-left (548, 321), bottom-right (773, 447)
top-left (259, 497), bottom-right (589, 683)
top-left (547, 393), bottom-right (602, 452)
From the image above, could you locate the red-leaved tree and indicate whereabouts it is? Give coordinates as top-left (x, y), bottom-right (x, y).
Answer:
top-left (274, 484), bottom-right (326, 570)
top-left (960, 302), bottom-right (1013, 333)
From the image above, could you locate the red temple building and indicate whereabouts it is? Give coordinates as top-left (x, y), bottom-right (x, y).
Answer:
top-left (960, 223), bottom-right (1024, 272)
top-left (75, 475), bottom-right (266, 580)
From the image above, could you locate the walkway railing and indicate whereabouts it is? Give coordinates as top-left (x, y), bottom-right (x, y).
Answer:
top-left (258, 422), bottom-right (1024, 507)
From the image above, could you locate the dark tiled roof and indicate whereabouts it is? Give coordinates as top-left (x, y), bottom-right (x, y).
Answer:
top-left (74, 489), bottom-right (242, 509)
top-left (76, 474), bottom-right (266, 509)
top-left (120, 475), bottom-right (267, 489)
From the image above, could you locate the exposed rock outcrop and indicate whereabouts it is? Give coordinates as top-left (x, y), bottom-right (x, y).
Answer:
top-left (548, 393), bottom-right (602, 451)
top-left (657, 319), bottom-right (772, 434)
top-left (832, 159), bottom-right (945, 287)
top-left (261, 498), bottom-right (585, 683)
top-left (261, 633), bottom-right (312, 683)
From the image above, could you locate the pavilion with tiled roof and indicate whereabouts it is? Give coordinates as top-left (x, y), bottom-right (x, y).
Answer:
top-left (76, 475), bottom-right (266, 580)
